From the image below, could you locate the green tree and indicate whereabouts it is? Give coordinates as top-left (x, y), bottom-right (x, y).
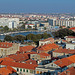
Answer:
top-left (4, 35), bottom-right (13, 41)
top-left (36, 34), bottom-right (42, 40)
top-left (42, 32), bottom-right (49, 39)
top-left (54, 28), bottom-right (75, 38)
top-left (3, 26), bottom-right (9, 32)
top-left (14, 35), bottom-right (25, 42)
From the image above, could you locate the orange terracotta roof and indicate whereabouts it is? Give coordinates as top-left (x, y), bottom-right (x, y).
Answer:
top-left (0, 60), bottom-right (38, 70)
top-left (59, 67), bottom-right (75, 75)
top-left (0, 57), bottom-right (14, 62)
top-left (8, 53), bottom-right (29, 62)
top-left (53, 48), bottom-right (75, 54)
top-left (0, 66), bottom-right (16, 75)
top-left (54, 55), bottom-right (75, 68)
top-left (37, 43), bottom-right (59, 51)
top-left (54, 58), bottom-right (73, 67)
top-left (40, 38), bottom-right (54, 42)
top-left (69, 27), bottom-right (75, 30)
top-left (38, 53), bottom-right (50, 57)
top-left (20, 45), bottom-right (34, 53)
top-left (25, 59), bottom-right (37, 65)
top-left (66, 36), bottom-right (75, 38)
top-left (0, 42), bottom-right (13, 48)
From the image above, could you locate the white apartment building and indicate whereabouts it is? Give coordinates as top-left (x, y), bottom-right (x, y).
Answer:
top-left (56, 19), bottom-right (75, 27)
top-left (9, 21), bottom-right (17, 29)
top-left (0, 18), bottom-right (19, 29)
top-left (66, 43), bottom-right (75, 50)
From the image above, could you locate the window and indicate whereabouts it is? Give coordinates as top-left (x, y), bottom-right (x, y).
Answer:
top-left (51, 64), bottom-right (53, 66)
top-left (26, 69), bottom-right (28, 72)
top-left (17, 68), bottom-right (19, 71)
top-left (30, 70), bottom-right (33, 73)
top-left (20, 68), bottom-right (22, 72)
top-left (23, 69), bottom-right (25, 72)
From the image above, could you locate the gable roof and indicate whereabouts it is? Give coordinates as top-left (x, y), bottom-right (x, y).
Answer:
top-left (25, 59), bottom-right (37, 65)
top-left (54, 55), bottom-right (75, 68)
top-left (20, 45), bottom-right (34, 53)
top-left (37, 43), bottom-right (59, 51)
top-left (40, 38), bottom-right (54, 42)
top-left (8, 53), bottom-right (29, 62)
top-left (0, 66), bottom-right (16, 75)
top-left (0, 60), bottom-right (38, 70)
top-left (53, 48), bottom-right (75, 54)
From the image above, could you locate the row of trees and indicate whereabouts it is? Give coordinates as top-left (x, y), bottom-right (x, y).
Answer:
top-left (54, 28), bottom-right (75, 38)
top-left (4, 32), bottom-right (51, 42)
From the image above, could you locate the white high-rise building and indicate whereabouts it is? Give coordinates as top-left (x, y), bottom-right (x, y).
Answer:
top-left (9, 21), bottom-right (17, 29)
top-left (0, 18), bottom-right (19, 28)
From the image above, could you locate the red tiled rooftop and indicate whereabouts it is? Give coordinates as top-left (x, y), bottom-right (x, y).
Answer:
top-left (53, 48), bottom-right (75, 54)
top-left (0, 42), bottom-right (13, 48)
top-left (54, 55), bottom-right (75, 68)
top-left (20, 45), bottom-right (34, 53)
top-left (8, 53), bottom-right (29, 62)
top-left (25, 59), bottom-right (37, 65)
top-left (0, 60), bottom-right (38, 70)
top-left (66, 36), bottom-right (75, 38)
top-left (40, 38), bottom-right (54, 42)
top-left (0, 66), bottom-right (16, 75)
top-left (54, 58), bottom-right (73, 68)
top-left (38, 53), bottom-right (50, 57)
top-left (69, 27), bottom-right (75, 30)
top-left (0, 57), bottom-right (14, 62)
top-left (37, 43), bottom-right (59, 51)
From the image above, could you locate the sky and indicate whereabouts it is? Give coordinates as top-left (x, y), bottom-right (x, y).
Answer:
top-left (0, 0), bottom-right (75, 13)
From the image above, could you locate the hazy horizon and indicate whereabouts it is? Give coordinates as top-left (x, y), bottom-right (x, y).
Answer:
top-left (0, 0), bottom-right (75, 13)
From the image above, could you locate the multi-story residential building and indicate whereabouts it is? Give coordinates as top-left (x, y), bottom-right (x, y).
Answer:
top-left (39, 38), bottom-right (54, 46)
top-left (0, 59), bottom-right (38, 75)
top-left (9, 21), bottom-right (17, 29)
top-left (0, 66), bottom-right (17, 75)
top-left (66, 43), bottom-right (75, 50)
top-left (53, 48), bottom-right (75, 58)
top-left (40, 21), bottom-right (49, 27)
top-left (50, 18), bottom-right (75, 27)
top-left (0, 17), bottom-right (19, 29)
top-left (37, 43), bottom-right (59, 53)
top-left (64, 36), bottom-right (75, 42)
top-left (30, 53), bottom-right (51, 61)
top-left (25, 24), bottom-right (35, 29)
top-left (20, 45), bottom-right (35, 53)
top-left (49, 19), bottom-right (56, 26)
top-left (0, 42), bottom-right (20, 57)
top-left (35, 55), bottom-right (75, 75)
top-left (56, 19), bottom-right (75, 27)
